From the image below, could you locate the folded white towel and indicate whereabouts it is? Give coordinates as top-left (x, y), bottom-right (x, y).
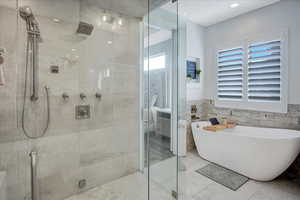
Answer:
top-left (0, 55), bottom-right (6, 87)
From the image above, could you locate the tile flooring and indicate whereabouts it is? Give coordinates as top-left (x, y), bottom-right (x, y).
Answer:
top-left (65, 151), bottom-right (300, 200)
top-left (145, 132), bottom-right (174, 166)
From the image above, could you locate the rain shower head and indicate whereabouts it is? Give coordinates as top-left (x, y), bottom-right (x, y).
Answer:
top-left (76, 21), bottom-right (94, 36)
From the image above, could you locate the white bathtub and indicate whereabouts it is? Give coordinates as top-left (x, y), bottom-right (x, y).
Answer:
top-left (191, 121), bottom-right (300, 181)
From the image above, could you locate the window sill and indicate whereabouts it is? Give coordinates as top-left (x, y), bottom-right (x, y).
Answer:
top-left (215, 99), bottom-right (288, 113)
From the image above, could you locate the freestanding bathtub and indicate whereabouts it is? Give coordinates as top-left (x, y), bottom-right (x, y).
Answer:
top-left (191, 121), bottom-right (300, 181)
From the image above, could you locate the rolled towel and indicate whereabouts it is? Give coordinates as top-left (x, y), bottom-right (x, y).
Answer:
top-left (0, 55), bottom-right (6, 87)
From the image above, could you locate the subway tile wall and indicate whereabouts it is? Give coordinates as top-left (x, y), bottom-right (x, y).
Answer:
top-left (0, 1), bottom-right (140, 200)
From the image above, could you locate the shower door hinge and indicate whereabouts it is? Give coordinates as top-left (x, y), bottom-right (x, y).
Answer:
top-left (171, 190), bottom-right (178, 199)
top-left (141, 108), bottom-right (144, 121)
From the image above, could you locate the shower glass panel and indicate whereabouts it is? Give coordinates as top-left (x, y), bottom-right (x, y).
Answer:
top-left (145, 0), bottom-right (180, 199)
top-left (16, 0), bottom-right (145, 199)
top-left (0, 0), bottom-right (180, 200)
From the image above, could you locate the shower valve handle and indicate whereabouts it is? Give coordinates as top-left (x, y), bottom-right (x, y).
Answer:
top-left (80, 93), bottom-right (86, 100)
top-left (95, 92), bottom-right (102, 100)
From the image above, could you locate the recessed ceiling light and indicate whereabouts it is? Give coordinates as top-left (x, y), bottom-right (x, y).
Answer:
top-left (107, 41), bottom-right (113, 44)
top-left (71, 48), bottom-right (76, 52)
top-left (53, 18), bottom-right (60, 23)
top-left (230, 3), bottom-right (239, 8)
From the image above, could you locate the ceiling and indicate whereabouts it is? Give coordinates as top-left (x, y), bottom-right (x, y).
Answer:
top-left (83, 0), bottom-right (147, 18)
top-left (0, 0), bottom-right (170, 18)
top-left (84, 0), bottom-right (169, 18)
top-left (0, 0), bottom-right (280, 27)
top-left (163, 0), bottom-right (280, 27)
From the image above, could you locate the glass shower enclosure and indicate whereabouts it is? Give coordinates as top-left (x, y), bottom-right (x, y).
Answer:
top-left (0, 0), bottom-right (181, 200)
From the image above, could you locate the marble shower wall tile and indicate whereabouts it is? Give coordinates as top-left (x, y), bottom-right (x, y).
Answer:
top-left (78, 153), bottom-right (138, 192)
top-left (0, 139), bottom-right (32, 200)
top-left (79, 118), bottom-right (139, 167)
top-left (0, 1), bottom-right (141, 199)
top-left (19, 0), bottom-right (80, 24)
top-left (186, 100), bottom-right (209, 122)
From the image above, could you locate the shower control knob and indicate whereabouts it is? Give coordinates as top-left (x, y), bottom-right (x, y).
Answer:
top-left (62, 93), bottom-right (69, 101)
top-left (0, 48), bottom-right (4, 64)
top-left (0, 55), bottom-right (4, 65)
top-left (80, 93), bottom-right (86, 100)
top-left (95, 92), bottom-right (102, 100)
top-left (0, 47), bottom-right (5, 55)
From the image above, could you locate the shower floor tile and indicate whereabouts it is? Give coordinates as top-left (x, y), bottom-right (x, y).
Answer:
top-left (64, 172), bottom-right (173, 200)
top-left (183, 151), bottom-right (300, 200)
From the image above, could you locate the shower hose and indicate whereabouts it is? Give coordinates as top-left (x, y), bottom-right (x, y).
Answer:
top-left (21, 35), bottom-right (50, 139)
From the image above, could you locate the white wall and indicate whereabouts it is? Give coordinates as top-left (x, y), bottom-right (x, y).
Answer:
top-left (187, 21), bottom-right (205, 60)
top-left (203, 1), bottom-right (300, 105)
top-left (186, 21), bottom-right (205, 101)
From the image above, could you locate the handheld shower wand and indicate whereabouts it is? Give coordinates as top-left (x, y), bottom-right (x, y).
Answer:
top-left (19, 6), bottom-right (42, 101)
top-left (19, 6), bottom-right (50, 139)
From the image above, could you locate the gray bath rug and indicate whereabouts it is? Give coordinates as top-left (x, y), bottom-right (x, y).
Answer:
top-left (196, 163), bottom-right (249, 191)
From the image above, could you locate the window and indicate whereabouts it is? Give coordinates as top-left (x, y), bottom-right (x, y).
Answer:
top-left (144, 54), bottom-right (166, 71)
top-left (217, 47), bottom-right (244, 100)
top-left (248, 40), bottom-right (281, 102)
top-left (215, 35), bottom-right (288, 113)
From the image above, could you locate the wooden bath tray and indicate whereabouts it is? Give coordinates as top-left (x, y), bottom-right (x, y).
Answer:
top-left (203, 124), bottom-right (226, 132)
top-left (203, 123), bottom-right (237, 132)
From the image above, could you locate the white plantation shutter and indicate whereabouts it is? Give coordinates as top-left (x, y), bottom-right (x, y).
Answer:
top-left (217, 47), bottom-right (243, 100)
top-left (248, 40), bottom-right (281, 102)
top-left (215, 33), bottom-right (287, 113)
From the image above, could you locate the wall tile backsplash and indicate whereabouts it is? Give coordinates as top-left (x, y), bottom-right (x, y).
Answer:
top-left (202, 99), bottom-right (300, 130)
top-left (187, 99), bottom-right (300, 131)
